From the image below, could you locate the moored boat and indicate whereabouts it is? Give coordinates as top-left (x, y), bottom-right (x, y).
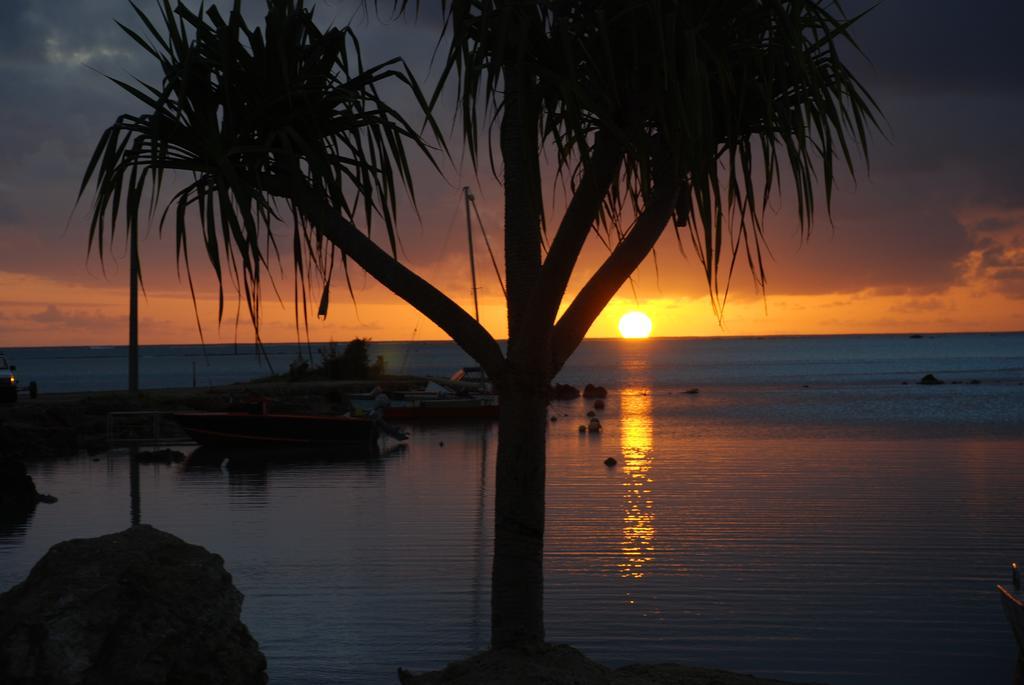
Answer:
top-left (349, 369), bottom-right (499, 421)
top-left (376, 397), bottom-right (499, 420)
top-left (349, 388), bottom-right (498, 421)
top-left (173, 411), bottom-right (378, 448)
top-left (998, 583), bottom-right (1024, 652)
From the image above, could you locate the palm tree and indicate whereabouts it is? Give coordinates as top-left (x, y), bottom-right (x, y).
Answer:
top-left (82, 0), bottom-right (877, 650)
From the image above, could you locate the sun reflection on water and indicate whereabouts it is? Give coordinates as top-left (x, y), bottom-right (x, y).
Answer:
top-left (619, 388), bottom-right (655, 579)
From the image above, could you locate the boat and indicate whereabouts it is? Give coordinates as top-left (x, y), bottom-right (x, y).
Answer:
top-left (347, 189), bottom-right (503, 423)
top-left (999, 583), bottom-right (1024, 652)
top-left (172, 411), bottom-right (380, 448)
top-left (374, 395), bottom-right (498, 421)
top-left (349, 389), bottom-right (499, 421)
top-left (349, 374), bottom-right (499, 421)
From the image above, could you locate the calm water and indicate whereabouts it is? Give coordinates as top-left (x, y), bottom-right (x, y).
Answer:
top-left (2, 333), bottom-right (1024, 684)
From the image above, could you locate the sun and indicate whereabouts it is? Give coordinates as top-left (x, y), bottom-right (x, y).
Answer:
top-left (618, 311), bottom-right (653, 339)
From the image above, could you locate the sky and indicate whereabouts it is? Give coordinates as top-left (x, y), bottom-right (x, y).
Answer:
top-left (0, 0), bottom-right (1022, 346)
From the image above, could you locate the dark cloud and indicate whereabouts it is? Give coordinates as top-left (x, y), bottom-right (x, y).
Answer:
top-left (1, 0), bottom-right (1022, 313)
top-left (0, 192), bottom-right (23, 224)
top-left (846, 0), bottom-right (1024, 95)
top-left (972, 241), bottom-right (1024, 299)
top-left (0, 0), bottom-right (43, 63)
top-left (976, 217), bottom-right (1020, 233)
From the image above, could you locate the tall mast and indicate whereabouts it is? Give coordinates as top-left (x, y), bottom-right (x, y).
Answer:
top-left (128, 221), bottom-right (139, 392)
top-left (464, 186), bottom-right (480, 322)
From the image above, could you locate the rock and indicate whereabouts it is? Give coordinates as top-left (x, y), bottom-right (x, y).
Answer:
top-left (909, 334), bottom-right (923, 339)
top-left (604, 457), bottom-right (617, 467)
top-left (399, 643), bottom-right (814, 685)
top-left (582, 384), bottom-right (608, 399)
top-left (578, 425), bottom-right (587, 433)
top-left (586, 410), bottom-right (596, 418)
top-left (919, 373), bottom-right (944, 385)
top-left (0, 458), bottom-right (41, 519)
top-left (0, 525), bottom-right (267, 685)
top-left (550, 384), bottom-right (580, 400)
top-left (549, 416), bottom-right (558, 422)
top-left (593, 399), bottom-right (605, 410)
top-left (684, 388), bottom-right (699, 395)
top-left (588, 418), bottom-right (602, 433)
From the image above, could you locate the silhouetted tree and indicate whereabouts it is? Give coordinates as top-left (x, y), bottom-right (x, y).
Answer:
top-left (82, 0), bottom-right (877, 649)
top-left (319, 338), bottom-right (373, 379)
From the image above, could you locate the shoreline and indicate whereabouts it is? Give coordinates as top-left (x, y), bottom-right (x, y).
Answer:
top-left (0, 377), bottom-right (428, 460)
top-left (4, 329), bottom-right (1023, 351)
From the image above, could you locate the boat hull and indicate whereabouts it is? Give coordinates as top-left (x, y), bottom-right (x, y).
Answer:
top-left (999, 585), bottom-right (1024, 653)
top-left (381, 403), bottom-right (498, 420)
top-left (173, 412), bottom-right (377, 448)
top-left (349, 395), bottom-right (499, 421)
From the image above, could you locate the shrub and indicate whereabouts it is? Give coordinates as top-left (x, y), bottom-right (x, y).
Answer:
top-left (319, 338), bottom-right (374, 380)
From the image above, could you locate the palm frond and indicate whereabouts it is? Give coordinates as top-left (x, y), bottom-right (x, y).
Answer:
top-left (80, 0), bottom-right (435, 337)
top-left (433, 0), bottom-right (880, 310)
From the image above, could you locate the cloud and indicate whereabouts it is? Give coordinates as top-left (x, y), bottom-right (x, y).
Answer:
top-left (1, 0), bottom-right (1023, 338)
top-left (28, 304), bottom-right (126, 327)
top-left (845, 0), bottom-right (1024, 95)
top-left (888, 298), bottom-right (950, 314)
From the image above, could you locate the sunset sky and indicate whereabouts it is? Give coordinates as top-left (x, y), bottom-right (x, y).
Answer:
top-left (1, 0), bottom-right (1022, 347)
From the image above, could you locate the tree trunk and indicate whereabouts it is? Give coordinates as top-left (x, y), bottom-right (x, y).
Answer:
top-left (489, 11), bottom-right (548, 648)
top-left (491, 376), bottom-right (549, 647)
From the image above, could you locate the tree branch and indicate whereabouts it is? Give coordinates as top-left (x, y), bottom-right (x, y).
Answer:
top-left (270, 176), bottom-right (507, 381)
top-left (550, 181), bottom-right (679, 373)
top-left (520, 131), bottom-right (623, 344)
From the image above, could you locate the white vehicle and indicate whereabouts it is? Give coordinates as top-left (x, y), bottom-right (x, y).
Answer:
top-left (0, 353), bottom-right (17, 402)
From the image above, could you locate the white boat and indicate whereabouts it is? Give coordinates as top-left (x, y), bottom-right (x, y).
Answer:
top-left (350, 373), bottom-right (498, 420)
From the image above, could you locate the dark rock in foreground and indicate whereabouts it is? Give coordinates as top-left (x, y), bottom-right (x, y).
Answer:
top-left (583, 383), bottom-right (608, 399)
top-left (0, 457), bottom-right (44, 518)
top-left (399, 643), bottom-right (822, 685)
top-left (919, 373), bottom-right (944, 385)
top-left (0, 525), bottom-right (267, 685)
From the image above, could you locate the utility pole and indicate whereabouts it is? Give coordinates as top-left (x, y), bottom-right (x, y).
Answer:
top-left (464, 187), bottom-right (480, 322)
top-left (129, 222), bottom-right (139, 392)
